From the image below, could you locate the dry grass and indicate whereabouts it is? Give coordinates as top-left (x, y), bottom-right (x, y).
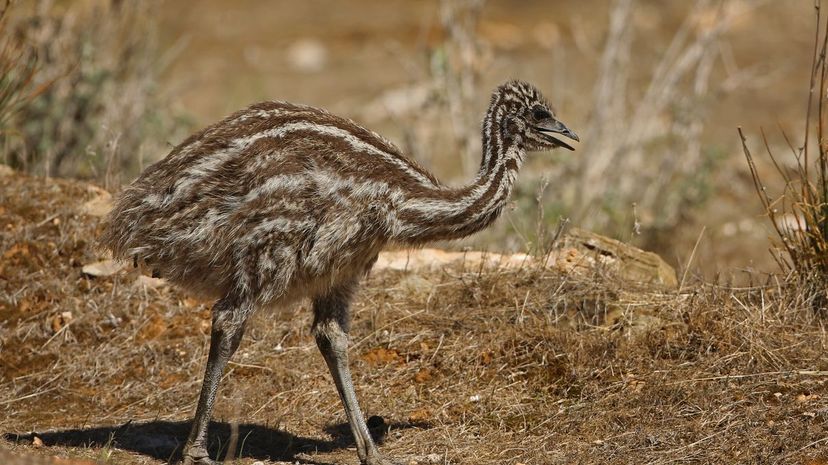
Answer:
top-left (0, 0), bottom-right (179, 187)
top-left (1, 170), bottom-right (826, 464)
top-left (0, 0), bottom-right (48, 143)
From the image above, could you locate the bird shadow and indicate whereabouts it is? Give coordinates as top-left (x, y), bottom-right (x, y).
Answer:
top-left (4, 417), bottom-right (429, 464)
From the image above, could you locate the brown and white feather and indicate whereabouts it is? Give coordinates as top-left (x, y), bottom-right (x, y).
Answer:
top-left (101, 80), bottom-right (565, 308)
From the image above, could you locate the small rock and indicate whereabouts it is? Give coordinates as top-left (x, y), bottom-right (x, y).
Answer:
top-left (32, 435), bottom-right (43, 447)
top-left (560, 228), bottom-right (678, 287)
top-left (796, 392), bottom-right (820, 403)
top-left (81, 259), bottom-right (125, 277)
top-left (104, 313), bottom-right (123, 328)
top-left (136, 275), bottom-right (167, 288)
top-left (421, 454), bottom-right (443, 464)
top-left (413, 368), bottom-right (432, 384)
top-left (50, 311), bottom-right (73, 333)
top-left (80, 192), bottom-right (113, 217)
top-left (286, 38), bottom-right (328, 73)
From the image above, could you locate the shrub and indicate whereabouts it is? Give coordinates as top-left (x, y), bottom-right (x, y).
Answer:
top-left (0, 0), bottom-right (48, 150)
top-left (740, 3), bottom-right (828, 312)
top-left (1, 0), bottom-right (177, 188)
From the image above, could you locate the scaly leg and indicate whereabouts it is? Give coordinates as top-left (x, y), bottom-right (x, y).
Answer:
top-left (312, 283), bottom-right (401, 465)
top-left (182, 297), bottom-right (248, 465)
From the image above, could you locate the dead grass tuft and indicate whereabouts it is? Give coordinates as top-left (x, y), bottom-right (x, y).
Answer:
top-left (0, 0), bottom-right (49, 145)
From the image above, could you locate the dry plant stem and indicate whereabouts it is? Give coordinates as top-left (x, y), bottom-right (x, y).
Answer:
top-left (679, 226), bottom-right (706, 290)
top-left (0, 0), bottom-right (10, 20)
top-left (576, 0), bottom-right (633, 209)
top-left (572, 0), bottom-right (746, 232)
top-left (802, 0), bottom-right (822, 189)
top-left (2, 0), bottom-right (170, 184)
top-left (0, 0), bottom-right (54, 155)
top-left (439, 0), bottom-right (486, 177)
top-left (741, 1), bottom-right (828, 293)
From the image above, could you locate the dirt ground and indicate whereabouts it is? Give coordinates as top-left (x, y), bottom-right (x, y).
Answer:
top-left (1, 170), bottom-right (827, 464)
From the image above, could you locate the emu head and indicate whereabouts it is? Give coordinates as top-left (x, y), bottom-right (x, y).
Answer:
top-left (496, 80), bottom-right (579, 152)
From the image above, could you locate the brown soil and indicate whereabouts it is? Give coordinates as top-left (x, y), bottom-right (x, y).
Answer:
top-left (1, 172), bottom-right (827, 464)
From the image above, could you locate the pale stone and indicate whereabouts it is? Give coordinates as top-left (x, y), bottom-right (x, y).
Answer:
top-left (81, 259), bottom-right (126, 277)
top-left (374, 228), bottom-right (677, 289)
top-left (286, 38), bottom-right (327, 73)
top-left (135, 275), bottom-right (167, 288)
top-left (80, 192), bottom-right (113, 217)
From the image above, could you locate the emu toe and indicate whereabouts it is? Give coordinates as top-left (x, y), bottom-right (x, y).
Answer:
top-left (181, 445), bottom-right (215, 465)
top-left (181, 456), bottom-right (216, 465)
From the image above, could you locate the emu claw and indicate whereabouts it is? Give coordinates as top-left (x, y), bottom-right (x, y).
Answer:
top-left (182, 457), bottom-right (216, 465)
top-left (181, 445), bottom-right (215, 465)
top-left (182, 456), bottom-right (217, 465)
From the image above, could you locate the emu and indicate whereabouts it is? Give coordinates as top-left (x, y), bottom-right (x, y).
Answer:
top-left (101, 80), bottom-right (578, 465)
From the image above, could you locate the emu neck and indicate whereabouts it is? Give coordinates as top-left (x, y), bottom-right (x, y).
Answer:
top-left (394, 100), bottom-right (525, 244)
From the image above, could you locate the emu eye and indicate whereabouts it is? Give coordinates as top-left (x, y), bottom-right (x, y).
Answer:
top-left (532, 108), bottom-right (552, 121)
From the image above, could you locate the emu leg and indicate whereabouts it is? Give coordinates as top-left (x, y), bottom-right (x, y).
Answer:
top-left (312, 284), bottom-right (400, 465)
top-left (182, 298), bottom-right (247, 465)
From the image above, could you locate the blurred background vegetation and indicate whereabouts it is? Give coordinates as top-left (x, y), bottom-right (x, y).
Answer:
top-left (0, 0), bottom-right (817, 279)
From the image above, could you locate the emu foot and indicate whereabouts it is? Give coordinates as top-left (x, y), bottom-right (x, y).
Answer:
top-left (181, 445), bottom-right (216, 465)
top-left (182, 455), bottom-right (216, 465)
top-left (182, 456), bottom-right (216, 465)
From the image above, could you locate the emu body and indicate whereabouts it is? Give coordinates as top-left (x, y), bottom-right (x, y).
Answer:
top-left (102, 80), bottom-right (577, 465)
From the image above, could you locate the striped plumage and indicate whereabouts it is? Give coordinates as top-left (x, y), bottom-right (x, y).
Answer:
top-left (101, 80), bottom-right (577, 465)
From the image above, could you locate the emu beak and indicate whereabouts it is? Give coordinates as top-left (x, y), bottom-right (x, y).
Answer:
top-left (536, 119), bottom-right (579, 151)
